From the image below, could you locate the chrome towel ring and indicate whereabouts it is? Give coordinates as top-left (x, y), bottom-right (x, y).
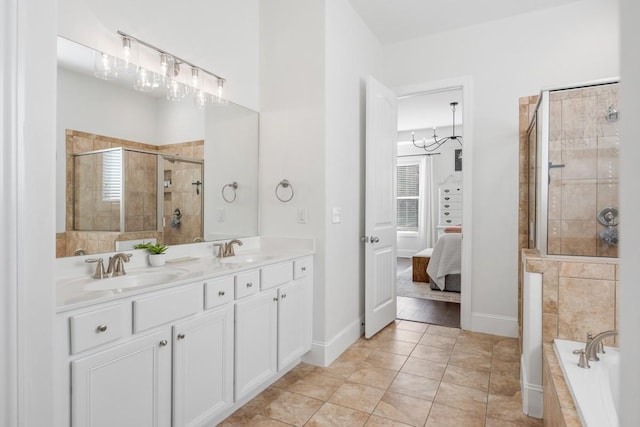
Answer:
top-left (275, 179), bottom-right (294, 202)
top-left (222, 181), bottom-right (238, 203)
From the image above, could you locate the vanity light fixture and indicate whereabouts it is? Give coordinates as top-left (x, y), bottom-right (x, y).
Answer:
top-left (120, 36), bottom-right (137, 72)
top-left (94, 52), bottom-right (118, 80)
top-left (117, 30), bottom-right (227, 106)
top-left (412, 102), bottom-right (463, 152)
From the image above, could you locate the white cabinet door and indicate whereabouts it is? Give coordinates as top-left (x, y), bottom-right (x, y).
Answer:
top-left (71, 329), bottom-right (171, 427)
top-left (277, 279), bottom-right (312, 370)
top-left (172, 305), bottom-right (234, 427)
top-left (234, 289), bottom-right (278, 401)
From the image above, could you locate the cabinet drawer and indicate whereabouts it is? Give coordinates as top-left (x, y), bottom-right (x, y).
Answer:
top-left (440, 201), bottom-right (462, 210)
top-left (441, 187), bottom-right (462, 195)
top-left (261, 262), bottom-right (293, 290)
top-left (440, 194), bottom-right (462, 203)
top-left (441, 217), bottom-right (463, 225)
top-left (294, 257), bottom-right (312, 280)
top-left (235, 270), bottom-right (260, 299)
top-left (440, 210), bottom-right (462, 219)
top-left (69, 304), bottom-right (126, 354)
top-left (133, 284), bottom-right (202, 333)
top-left (204, 276), bottom-right (234, 309)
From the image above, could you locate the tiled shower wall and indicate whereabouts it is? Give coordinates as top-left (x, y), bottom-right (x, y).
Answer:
top-left (58, 130), bottom-right (203, 257)
top-left (547, 84), bottom-right (619, 257)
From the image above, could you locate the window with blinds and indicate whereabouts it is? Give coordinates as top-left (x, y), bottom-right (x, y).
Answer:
top-left (102, 150), bottom-right (122, 202)
top-left (397, 163), bottom-right (420, 232)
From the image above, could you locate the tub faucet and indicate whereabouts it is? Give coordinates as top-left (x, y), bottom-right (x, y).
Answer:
top-left (585, 330), bottom-right (618, 362)
top-left (223, 239), bottom-right (243, 257)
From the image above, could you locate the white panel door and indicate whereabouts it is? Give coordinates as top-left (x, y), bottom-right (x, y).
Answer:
top-left (172, 306), bottom-right (234, 427)
top-left (364, 75), bottom-right (398, 339)
top-left (71, 330), bottom-right (171, 427)
top-left (234, 289), bottom-right (278, 401)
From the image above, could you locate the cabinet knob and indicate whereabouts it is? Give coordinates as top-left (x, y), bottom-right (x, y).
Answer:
top-left (177, 333), bottom-right (185, 340)
top-left (281, 294), bottom-right (287, 299)
top-left (301, 267), bottom-right (306, 271)
top-left (246, 282), bottom-right (253, 288)
top-left (218, 290), bottom-right (226, 296)
top-left (444, 196), bottom-right (450, 200)
top-left (159, 340), bottom-right (168, 347)
top-left (444, 212), bottom-right (450, 216)
top-left (444, 189), bottom-right (450, 193)
top-left (96, 324), bottom-right (108, 333)
top-left (444, 204), bottom-right (450, 208)
top-left (273, 297), bottom-right (279, 302)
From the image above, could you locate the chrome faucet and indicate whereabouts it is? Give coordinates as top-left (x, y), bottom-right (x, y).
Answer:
top-left (106, 253), bottom-right (132, 277)
top-left (585, 330), bottom-right (618, 363)
top-left (223, 239), bottom-right (243, 257)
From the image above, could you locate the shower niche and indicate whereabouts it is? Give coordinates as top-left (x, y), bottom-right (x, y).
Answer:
top-left (526, 81), bottom-right (619, 257)
top-left (72, 143), bottom-right (203, 246)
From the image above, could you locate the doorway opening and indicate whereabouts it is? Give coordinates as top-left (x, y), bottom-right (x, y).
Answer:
top-left (394, 84), bottom-right (468, 328)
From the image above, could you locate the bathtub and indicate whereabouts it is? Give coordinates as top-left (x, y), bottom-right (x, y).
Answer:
top-left (554, 339), bottom-right (620, 427)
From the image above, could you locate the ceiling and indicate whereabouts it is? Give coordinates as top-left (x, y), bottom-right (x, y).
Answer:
top-left (348, 0), bottom-right (583, 45)
top-left (397, 89), bottom-right (462, 132)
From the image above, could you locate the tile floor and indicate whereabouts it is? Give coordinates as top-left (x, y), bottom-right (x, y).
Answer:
top-left (219, 321), bottom-right (542, 426)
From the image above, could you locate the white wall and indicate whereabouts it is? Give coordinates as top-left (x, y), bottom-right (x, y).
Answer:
top-left (324, 0), bottom-right (381, 360)
top-left (260, 0), bottom-right (381, 364)
top-left (259, 0), bottom-right (328, 358)
top-left (58, 0), bottom-right (260, 110)
top-left (382, 0), bottom-right (620, 336)
top-left (619, 0), bottom-right (640, 424)
top-left (1, 0), bottom-right (56, 424)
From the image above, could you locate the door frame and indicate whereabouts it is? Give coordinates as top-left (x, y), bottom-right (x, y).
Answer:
top-left (393, 76), bottom-right (474, 331)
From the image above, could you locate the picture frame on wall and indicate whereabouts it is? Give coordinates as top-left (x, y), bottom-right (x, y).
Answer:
top-left (455, 149), bottom-right (462, 171)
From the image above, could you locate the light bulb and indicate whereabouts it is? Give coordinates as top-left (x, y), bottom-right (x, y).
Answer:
top-left (166, 79), bottom-right (186, 101)
top-left (94, 52), bottom-right (118, 80)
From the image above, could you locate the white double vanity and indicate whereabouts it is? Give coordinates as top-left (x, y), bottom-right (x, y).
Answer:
top-left (54, 237), bottom-right (314, 427)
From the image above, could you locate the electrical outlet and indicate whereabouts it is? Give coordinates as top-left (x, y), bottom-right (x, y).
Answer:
top-left (297, 208), bottom-right (307, 224)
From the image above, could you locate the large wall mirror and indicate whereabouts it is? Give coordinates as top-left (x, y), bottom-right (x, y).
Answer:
top-left (56, 36), bottom-right (259, 257)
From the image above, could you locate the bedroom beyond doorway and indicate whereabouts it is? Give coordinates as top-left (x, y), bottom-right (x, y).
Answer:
top-left (396, 258), bottom-right (460, 328)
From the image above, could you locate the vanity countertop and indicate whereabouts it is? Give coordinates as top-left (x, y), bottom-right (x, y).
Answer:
top-left (56, 237), bottom-right (314, 313)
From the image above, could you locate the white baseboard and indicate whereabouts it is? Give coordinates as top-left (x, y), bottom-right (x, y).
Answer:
top-left (521, 356), bottom-right (544, 419)
top-left (302, 317), bottom-right (362, 367)
top-left (470, 312), bottom-right (519, 337)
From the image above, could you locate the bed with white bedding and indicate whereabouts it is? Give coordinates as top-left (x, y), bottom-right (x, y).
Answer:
top-left (426, 233), bottom-right (462, 292)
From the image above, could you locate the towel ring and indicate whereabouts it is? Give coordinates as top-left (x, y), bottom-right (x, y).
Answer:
top-left (275, 179), bottom-right (294, 203)
top-left (222, 182), bottom-right (238, 203)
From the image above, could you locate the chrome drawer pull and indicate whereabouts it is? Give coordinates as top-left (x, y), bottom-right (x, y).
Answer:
top-left (301, 266), bottom-right (307, 271)
top-left (218, 290), bottom-right (226, 296)
top-left (159, 340), bottom-right (168, 347)
top-left (96, 325), bottom-right (108, 333)
top-left (177, 333), bottom-right (185, 340)
top-left (444, 196), bottom-right (450, 200)
top-left (444, 212), bottom-right (450, 216)
top-left (246, 282), bottom-right (253, 288)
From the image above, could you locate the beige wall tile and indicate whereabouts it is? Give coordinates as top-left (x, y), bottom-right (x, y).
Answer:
top-left (558, 277), bottom-right (615, 343)
top-left (542, 313), bottom-right (559, 344)
top-left (559, 262), bottom-right (615, 279)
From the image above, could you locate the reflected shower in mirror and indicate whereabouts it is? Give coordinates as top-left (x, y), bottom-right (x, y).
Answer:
top-left (56, 36), bottom-right (259, 257)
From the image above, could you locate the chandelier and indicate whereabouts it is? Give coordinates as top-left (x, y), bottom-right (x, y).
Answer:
top-left (412, 102), bottom-right (463, 152)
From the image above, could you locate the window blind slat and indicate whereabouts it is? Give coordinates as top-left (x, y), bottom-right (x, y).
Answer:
top-left (397, 164), bottom-right (420, 231)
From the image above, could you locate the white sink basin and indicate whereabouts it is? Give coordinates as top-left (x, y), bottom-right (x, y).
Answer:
top-left (219, 254), bottom-right (273, 264)
top-left (63, 268), bottom-right (190, 292)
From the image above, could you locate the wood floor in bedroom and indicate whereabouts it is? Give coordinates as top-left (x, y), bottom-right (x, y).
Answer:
top-left (397, 296), bottom-right (460, 328)
top-left (396, 258), bottom-right (460, 328)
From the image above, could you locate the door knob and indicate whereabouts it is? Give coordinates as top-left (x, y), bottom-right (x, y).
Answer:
top-left (159, 340), bottom-right (168, 347)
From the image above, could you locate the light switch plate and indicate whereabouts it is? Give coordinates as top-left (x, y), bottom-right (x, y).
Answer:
top-left (332, 207), bottom-right (342, 224)
top-left (297, 208), bottom-right (307, 224)
top-left (217, 208), bottom-right (225, 222)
